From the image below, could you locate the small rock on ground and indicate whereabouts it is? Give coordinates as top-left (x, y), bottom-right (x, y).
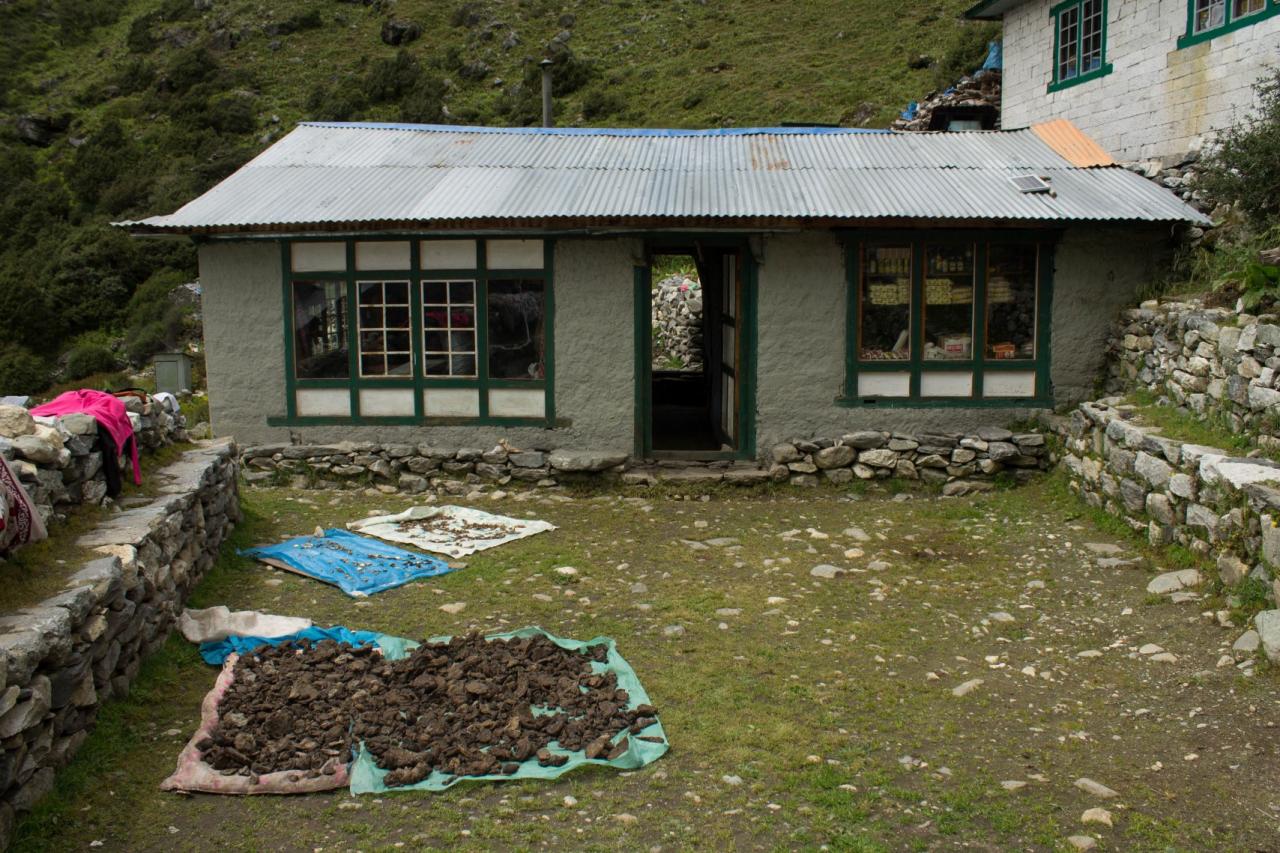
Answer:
top-left (1074, 777), bottom-right (1118, 798)
top-left (951, 678), bottom-right (983, 697)
top-left (1081, 807), bottom-right (1113, 827)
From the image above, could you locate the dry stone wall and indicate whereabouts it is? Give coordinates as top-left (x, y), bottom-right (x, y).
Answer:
top-left (0, 398), bottom-right (188, 531)
top-left (0, 442), bottom-right (239, 844)
top-left (651, 274), bottom-right (703, 371)
top-left (240, 427), bottom-right (1054, 496)
top-left (1056, 399), bottom-right (1280, 660)
top-left (1105, 299), bottom-right (1280, 451)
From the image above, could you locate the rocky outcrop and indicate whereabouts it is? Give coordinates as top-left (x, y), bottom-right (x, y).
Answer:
top-left (0, 442), bottom-right (239, 841)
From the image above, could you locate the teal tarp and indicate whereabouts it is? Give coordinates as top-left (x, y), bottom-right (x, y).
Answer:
top-left (348, 626), bottom-right (669, 794)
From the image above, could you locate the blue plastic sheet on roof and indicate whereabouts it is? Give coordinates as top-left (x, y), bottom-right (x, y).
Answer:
top-left (982, 40), bottom-right (1003, 71)
top-left (240, 528), bottom-right (453, 598)
top-left (900, 101), bottom-right (918, 121)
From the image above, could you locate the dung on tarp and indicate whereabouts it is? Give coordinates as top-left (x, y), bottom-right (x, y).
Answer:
top-left (240, 528), bottom-right (453, 597)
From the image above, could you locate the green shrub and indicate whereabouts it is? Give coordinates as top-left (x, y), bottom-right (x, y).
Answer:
top-left (125, 322), bottom-right (169, 365)
top-left (1198, 69), bottom-right (1280, 231)
top-left (931, 23), bottom-right (999, 91)
top-left (65, 343), bottom-right (118, 380)
top-left (0, 344), bottom-right (49, 395)
top-left (582, 88), bottom-right (625, 120)
top-left (126, 12), bottom-right (161, 53)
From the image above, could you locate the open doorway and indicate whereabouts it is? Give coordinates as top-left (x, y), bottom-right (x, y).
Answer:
top-left (645, 246), bottom-right (745, 456)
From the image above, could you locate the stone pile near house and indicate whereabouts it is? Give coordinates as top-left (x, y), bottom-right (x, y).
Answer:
top-left (651, 274), bottom-right (703, 371)
top-left (240, 443), bottom-right (629, 493)
top-left (0, 398), bottom-right (187, 529)
top-left (1105, 299), bottom-right (1280, 449)
top-left (766, 428), bottom-right (1051, 493)
top-left (0, 442), bottom-right (239, 842)
top-left (889, 70), bottom-right (1001, 132)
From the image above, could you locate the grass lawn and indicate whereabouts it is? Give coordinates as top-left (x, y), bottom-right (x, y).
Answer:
top-left (13, 476), bottom-right (1280, 851)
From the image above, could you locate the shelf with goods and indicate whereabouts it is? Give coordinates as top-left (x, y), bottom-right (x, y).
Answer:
top-left (859, 245), bottom-right (912, 361)
top-left (923, 245), bottom-right (974, 361)
top-left (985, 244), bottom-right (1038, 361)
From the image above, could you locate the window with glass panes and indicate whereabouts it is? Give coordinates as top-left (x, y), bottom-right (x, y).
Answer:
top-left (845, 234), bottom-right (1052, 405)
top-left (1180, 0), bottom-right (1276, 45)
top-left (1050, 0), bottom-right (1109, 90)
top-left (279, 238), bottom-right (553, 424)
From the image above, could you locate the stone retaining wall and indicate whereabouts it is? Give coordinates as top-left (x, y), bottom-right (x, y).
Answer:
top-left (1056, 398), bottom-right (1280, 605)
top-left (0, 441), bottom-right (239, 843)
top-left (0, 397), bottom-right (189, 531)
top-left (1104, 299), bottom-right (1280, 450)
top-left (240, 426), bottom-right (1054, 496)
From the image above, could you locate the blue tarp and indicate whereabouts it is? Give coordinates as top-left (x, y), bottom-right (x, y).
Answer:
top-left (239, 528), bottom-right (453, 598)
top-left (981, 40), bottom-right (1003, 72)
top-left (900, 101), bottom-right (918, 121)
top-left (198, 625), bottom-right (386, 665)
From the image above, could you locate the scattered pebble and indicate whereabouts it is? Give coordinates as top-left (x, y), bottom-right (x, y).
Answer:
top-left (438, 602), bottom-right (466, 614)
top-left (1074, 778), bottom-right (1118, 799)
top-left (951, 678), bottom-right (983, 697)
top-left (1081, 808), bottom-right (1112, 828)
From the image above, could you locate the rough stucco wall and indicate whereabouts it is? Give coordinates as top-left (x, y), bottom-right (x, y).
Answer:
top-left (200, 241), bottom-right (284, 445)
top-left (1049, 224), bottom-right (1170, 402)
top-left (1002, 0), bottom-right (1280, 162)
top-left (199, 238), bottom-right (636, 452)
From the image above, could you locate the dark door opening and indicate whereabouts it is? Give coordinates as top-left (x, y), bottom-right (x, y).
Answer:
top-left (648, 248), bottom-right (743, 455)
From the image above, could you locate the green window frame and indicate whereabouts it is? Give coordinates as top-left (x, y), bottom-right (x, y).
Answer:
top-left (1177, 0), bottom-right (1279, 47)
top-left (1049, 0), bottom-right (1112, 92)
top-left (273, 237), bottom-right (556, 427)
top-left (840, 231), bottom-right (1056, 409)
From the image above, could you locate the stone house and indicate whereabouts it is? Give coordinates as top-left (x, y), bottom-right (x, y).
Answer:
top-left (966, 0), bottom-right (1280, 163)
top-left (120, 121), bottom-right (1203, 462)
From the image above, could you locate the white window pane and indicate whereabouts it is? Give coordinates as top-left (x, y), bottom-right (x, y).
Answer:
top-left (423, 388), bottom-right (480, 417)
top-left (359, 388), bottom-right (415, 416)
top-left (296, 388), bottom-right (350, 416)
top-left (292, 241), bottom-right (346, 272)
top-left (984, 371), bottom-right (1037, 398)
top-left (857, 372), bottom-right (910, 397)
top-left (921, 371), bottom-right (973, 397)
top-left (421, 239), bottom-right (477, 269)
top-left (488, 389), bottom-right (545, 418)
top-left (486, 239), bottom-right (544, 269)
top-left (355, 241), bottom-right (411, 270)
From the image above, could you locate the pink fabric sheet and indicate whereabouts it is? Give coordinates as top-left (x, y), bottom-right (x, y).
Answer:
top-left (30, 390), bottom-right (140, 485)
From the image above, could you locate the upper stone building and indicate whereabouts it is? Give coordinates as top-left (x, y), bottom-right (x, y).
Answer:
top-left (966, 0), bottom-right (1280, 163)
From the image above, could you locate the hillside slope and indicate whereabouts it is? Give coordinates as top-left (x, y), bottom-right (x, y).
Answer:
top-left (0, 0), bottom-right (990, 393)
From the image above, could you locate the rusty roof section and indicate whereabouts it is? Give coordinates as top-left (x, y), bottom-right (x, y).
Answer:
top-left (1030, 119), bottom-right (1116, 168)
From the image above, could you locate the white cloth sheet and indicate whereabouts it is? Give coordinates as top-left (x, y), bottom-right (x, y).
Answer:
top-left (348, 505), bottom-right (556, 559)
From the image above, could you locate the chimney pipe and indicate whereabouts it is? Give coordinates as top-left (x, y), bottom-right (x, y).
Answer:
top-left (540, 58), bottom-right (554, 128)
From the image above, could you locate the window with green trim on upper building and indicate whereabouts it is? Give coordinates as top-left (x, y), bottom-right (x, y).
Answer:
top-left (844, 234), bottom-right (1054, 406)
top-left (1179, 0), bottom-right (1279, 46)
top-left (1050, 0), bottom-right (1110, 91)
top-left (282, 237), bottom-right (552, 425)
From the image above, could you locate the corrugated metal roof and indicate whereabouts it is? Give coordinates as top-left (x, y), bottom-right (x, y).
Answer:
top-left (119, 121), bottom-right (1209, 234)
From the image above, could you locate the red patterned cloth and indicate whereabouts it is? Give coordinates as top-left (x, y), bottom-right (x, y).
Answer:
top-left (0, 454), bottom-right (46, 555)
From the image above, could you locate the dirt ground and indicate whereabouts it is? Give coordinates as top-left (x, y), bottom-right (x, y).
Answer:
top-left (13, 476), bottom-right (1280, 852)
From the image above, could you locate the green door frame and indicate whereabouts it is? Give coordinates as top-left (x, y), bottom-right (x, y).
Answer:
top-left (633, 236), bottom-right (758, 461)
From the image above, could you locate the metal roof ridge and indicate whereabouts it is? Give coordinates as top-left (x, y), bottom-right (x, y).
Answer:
top-left (295, 121), bottom-right (894, 136)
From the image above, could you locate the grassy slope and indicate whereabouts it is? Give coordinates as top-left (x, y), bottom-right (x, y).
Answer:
top-left (11, 0), bottom-right (976, 140)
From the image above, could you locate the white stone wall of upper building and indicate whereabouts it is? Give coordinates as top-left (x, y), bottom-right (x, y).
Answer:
top-left (1001, 0), bottom-right (1279, 162)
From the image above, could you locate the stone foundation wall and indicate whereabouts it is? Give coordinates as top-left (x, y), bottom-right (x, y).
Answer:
top-left (1056, 399), bottom-right (1280, 604)
top-left (1105, 300), bottom-right (1280, 448)
top-left (0, 441), bottom-right (239, 842)
top-left (240, 427), bottom-right (1054, 496)
top-left (0, 397), bottom-right (189, 532)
